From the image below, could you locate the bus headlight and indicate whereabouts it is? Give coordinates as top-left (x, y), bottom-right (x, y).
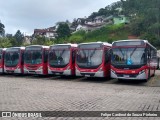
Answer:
top-left (37, 66), bottom-right (43, 70)
top-left (139, 70), bottom-right (145, 74)
top-left (66, 66), bottom-right (70, 70)
top-left (98, 67), bottom-right (103, 72)
top-left (111, 69), bottom-right (116, 74)
top-left (16, 66), bottom-right (20, 70)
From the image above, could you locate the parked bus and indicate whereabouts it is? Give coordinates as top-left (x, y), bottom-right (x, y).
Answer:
top-left (76, 42), bottom-right (112, 77)
top-left (24, 45), bottom-right (49, 75)
top-left (0, 48), bottom-right (6, 74)
top-left (111, 39), bottom-right (157, 80)
top-left (4, 47), bottom-right (25, 74)
top-left (48, 44), bottom-right (77, 76)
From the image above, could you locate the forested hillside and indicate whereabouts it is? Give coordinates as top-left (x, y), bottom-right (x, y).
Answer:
top-left (69, 0), bottom-right (160, 48)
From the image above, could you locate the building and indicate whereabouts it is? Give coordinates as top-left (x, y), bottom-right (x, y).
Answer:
top-left (75, 15), bottom-right (113, 32)
top-left (23, 36), bottom-right (32, 44)
top-left (113, 15), bottom-right (130, 25)
top-left (33, 27), bottom-right (57, 39)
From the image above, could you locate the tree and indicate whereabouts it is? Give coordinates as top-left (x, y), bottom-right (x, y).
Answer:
top-left (0, 21), bottom-right (5, 37)
top-left (32, 36), bottom-right (54, 45)
top-left (56, 23), bottom-right (71, 43)
top-left (14, 30), bottom-right (24, 46)
top-left (0, 37), bottom-right (12, 48)
top-left (32, 36), bottom-right (46, 45)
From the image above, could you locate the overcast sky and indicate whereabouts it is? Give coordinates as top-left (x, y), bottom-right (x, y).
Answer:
top-left (0, 0), bottom-right (119, 35)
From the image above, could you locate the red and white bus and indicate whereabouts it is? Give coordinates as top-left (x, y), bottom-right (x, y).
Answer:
top-left (0, 48), bottom-right (6, 74)
top-left (4, 47), bottom-right (25, 74)
top-left (48, 44), bottom-right (77, 76)
top-left (111, 39), bottom-right (157, 80)
top-left (23, 45), bottom-right (49, 75)
top-left (76, 42), bottom-right (112, 77)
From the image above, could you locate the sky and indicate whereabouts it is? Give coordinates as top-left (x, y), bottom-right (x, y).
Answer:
top-left (0, 0), bottom-right (119, 35)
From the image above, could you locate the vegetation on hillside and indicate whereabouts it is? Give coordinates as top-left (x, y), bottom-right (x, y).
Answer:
top-left (67, 0), bottom-right (160, 48)
top-left (68, 24), bottom-right (129, 44)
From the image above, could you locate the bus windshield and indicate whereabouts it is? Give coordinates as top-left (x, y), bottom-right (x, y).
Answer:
top-left (76, 44), bottom-right (103, 69)
top-left (49, 48), bottom-right (70, 68)
top-left (24, 50), bottom-right (42, 64)
top-left (112, 47), bottom-right (146, 66)
top-left (5, 51), bottom-right (20, 67)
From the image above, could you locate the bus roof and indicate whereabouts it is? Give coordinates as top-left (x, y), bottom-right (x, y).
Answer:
top-left (6, 47), bottom-right (25, 50)
top-left (0, 48), bottom-right (7, 51)
top-left (26, 45), bottom-right (49, 49)
top-left (78, 42), bottom-right (112, 47)
top-left (112, 39), bottom-right (157, 50)
top-left (50, 43), bottom-right (78, 47)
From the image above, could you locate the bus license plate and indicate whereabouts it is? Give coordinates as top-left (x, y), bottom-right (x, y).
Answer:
top-left (85, 75), bottom-right (90, 77)
top-left (123, 75), bottom-right (129, 78)
top-left (55, 73), bottom-right (60, 75)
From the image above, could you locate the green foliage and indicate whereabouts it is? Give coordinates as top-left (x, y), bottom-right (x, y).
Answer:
top-left (88, 1), bottom-right (122, 19)
top-left (68, 30), bottom-right (86, 43)
top-left (0, 22), bottom-right (5, 37)
top-left (56, 23), bottom-right (71, 39)
top-left (0, 37), bottom-right (12, 48)
top-left (106, 24), bottom-right (125, 32)
top-left (140, 33), bottom-right (159, 47)
top-left (14, 30), bottom-right (24, 46)
top-left (32, 36), bottom-right (45, 45)
top-left (122, 0), bottom-right (160, 43)
top-left (69, 24), bottom-right (129, 44)
top-left (32, 36), bottom-right (54, 46)
top-left (69, 35), bottom-right (84, 43)
top-left (86, 0), bottom-right (160, 48)
top-left (44, 38), bottom-right (54, 46)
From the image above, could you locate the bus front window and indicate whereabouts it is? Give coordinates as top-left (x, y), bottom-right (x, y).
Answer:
top-left (49, 49), bottom-right (70, 68)
top-left (112, 48), bottom-right (146, 65)
top-left (76, 49), bottom-right (103, 69)
top-left (24, 51), bottom-right (42, 64)
top-left (5, 52), bottom-right (19, 67)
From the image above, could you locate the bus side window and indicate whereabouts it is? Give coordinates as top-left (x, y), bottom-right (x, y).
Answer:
top-left (44, 50), bottom-right (48, 63)
top-left (105, 49), bottom-right (110, 63)
top-left (147, 48), bottom-right (151, 60)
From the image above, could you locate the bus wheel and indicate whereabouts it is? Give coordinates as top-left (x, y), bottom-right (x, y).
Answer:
top-left (118, 79), bottom-right (123, 82)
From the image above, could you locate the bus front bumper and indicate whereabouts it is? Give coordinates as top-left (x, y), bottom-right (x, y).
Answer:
top-left (76, 69), bottom-right (104, 77)
top-left (111, 70), bottom-right (147, 80)
top-left (24, 67), bottom-right (43, 75)
top-left (4, 68), bottom-right (22, 74)
top-left (48, 69), bottom-right (72, 76)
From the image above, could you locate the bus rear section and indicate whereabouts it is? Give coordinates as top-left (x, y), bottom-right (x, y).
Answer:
top-left (0, 48), bottom-right (6, 74)
top-left (75, 42), bottom-right (111, 78)
top-left (48, 44), bottom-right (77, 76)
top-left (111, 39), bottom-right (157, 80)
top-left (4, 47), bottom-right (25, 74)
top-left (24, 45), bottom-right (49, 75)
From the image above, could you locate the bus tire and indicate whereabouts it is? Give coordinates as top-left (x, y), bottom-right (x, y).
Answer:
top-left (118, 79), bottom-right (123, 82)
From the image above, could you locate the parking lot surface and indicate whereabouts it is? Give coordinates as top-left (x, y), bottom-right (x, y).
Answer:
top-left (0, 71), bottom-right (160, 120)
